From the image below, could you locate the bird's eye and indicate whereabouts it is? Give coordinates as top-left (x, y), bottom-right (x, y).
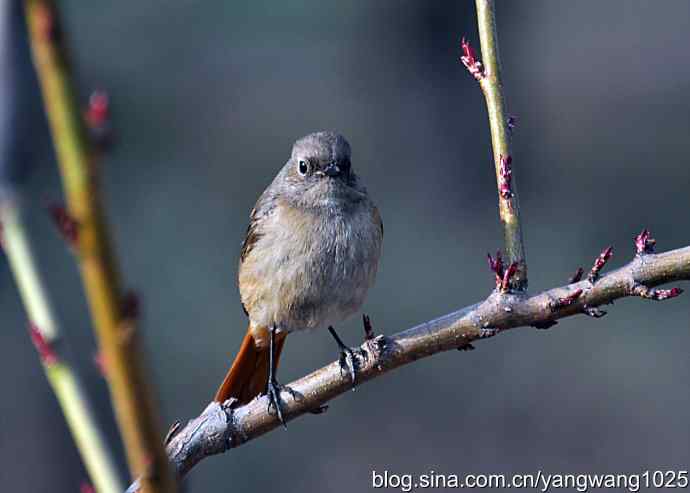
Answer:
top-left (298, 160), bottom-right (309, 175)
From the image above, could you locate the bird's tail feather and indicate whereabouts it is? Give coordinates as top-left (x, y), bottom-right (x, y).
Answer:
top-left (214, 327), bottom-right (286, 404)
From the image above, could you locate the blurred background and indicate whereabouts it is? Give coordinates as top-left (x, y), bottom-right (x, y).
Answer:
top-left (1, 0), bottom-right (689, 491)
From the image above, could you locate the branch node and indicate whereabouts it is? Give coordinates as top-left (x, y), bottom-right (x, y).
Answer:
top-left (632, 283), bottom-right (683, 301)
top-left (549, 288), bottom-right (583, 311)
top-left (588, 246), bottom-right (613, 284)
top-left (487, 251), bottom-right (518, 293)
top-left (498, 154), bottom-right (513, 203)
top-left (635, 228), bottom-right (656, 255)
top-left (460, 37), bottom-right (484, 80)
top-left (48, 203), bottom-right (79, 248)
top-left (28, 322), bottom-right (59, 365)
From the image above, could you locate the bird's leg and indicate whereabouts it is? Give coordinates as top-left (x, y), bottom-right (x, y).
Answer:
top-left (362, 313), bottom-right (375, 340)
top-left (328, 326), bottom-right (366, 387)
top-left (265, 325), bottom-right (295, 428)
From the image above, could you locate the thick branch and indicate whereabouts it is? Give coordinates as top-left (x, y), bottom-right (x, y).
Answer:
top-left (136, 245), bottom-right (689, 487)
top-left (474, 0), bottom-right (527, 289)
top-left (24, 1), bottom-right (174, 491)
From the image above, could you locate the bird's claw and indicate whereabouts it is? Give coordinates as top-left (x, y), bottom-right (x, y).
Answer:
top-left (337, 345), bottom-right (367, 387)
top-left (328, 326), bottom-right (366, 388)
top-left (265, 379), bottom-right (296, 428)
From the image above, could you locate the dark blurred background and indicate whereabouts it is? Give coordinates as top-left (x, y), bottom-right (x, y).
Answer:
top-left (1, 1), bottom-right (689, 491)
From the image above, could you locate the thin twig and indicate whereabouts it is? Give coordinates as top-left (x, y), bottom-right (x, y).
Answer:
top-left (588, 246), bottom-right (614, 283)
top-left (0, 199), bottom-right (124, 493)
top-left (465, 0), bottom-right (528, 290)
top-left (125, 243), bottom-right (689, 490)
top-left (23, 1), bottom-right (175, 491)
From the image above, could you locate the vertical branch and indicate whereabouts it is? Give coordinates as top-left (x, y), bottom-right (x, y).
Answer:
top-left (473, 0), bottom-right (527, 290)
top-left (23, 1), bottom-right (176, 491)
top-left (1, 200), bottom-right (124, 493)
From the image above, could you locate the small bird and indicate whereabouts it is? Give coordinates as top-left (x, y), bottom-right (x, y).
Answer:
top-left (214, 131), bottom-right (383, 424)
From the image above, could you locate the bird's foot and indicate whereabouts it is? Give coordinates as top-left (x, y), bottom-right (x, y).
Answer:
top-left (265, 378), bottom-right (298, 428)
top-left (328, 326), bottom-right (367, 387)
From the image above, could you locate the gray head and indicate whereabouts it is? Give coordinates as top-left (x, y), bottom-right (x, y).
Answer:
top-left (291, 131), bottom-right (352, 180)
top-left (275, 131), bottom-right (366, 210)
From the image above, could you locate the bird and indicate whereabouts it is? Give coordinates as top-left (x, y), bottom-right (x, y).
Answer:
top-left (214, 131), bottom-right (383, 425)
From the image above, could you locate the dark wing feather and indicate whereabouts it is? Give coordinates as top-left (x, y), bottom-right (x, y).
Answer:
top-left (239, 187), bottom-right (277, 264)
top-left (239, 210), bottom-right (262, 263)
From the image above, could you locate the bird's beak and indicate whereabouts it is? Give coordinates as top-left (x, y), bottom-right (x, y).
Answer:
top-left (323, 161), bottom-right (340, 177)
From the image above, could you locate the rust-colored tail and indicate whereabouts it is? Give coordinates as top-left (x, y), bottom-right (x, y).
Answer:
top-left (214, 328), bottom-right (286, 404)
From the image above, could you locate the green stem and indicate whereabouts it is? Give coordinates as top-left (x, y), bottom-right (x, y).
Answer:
top-left (1, 200), bottom-right (124, 493)
top-left (475, 0), bottom-right (528, 290)
top-left (24, 1), bottom-right (176, 491)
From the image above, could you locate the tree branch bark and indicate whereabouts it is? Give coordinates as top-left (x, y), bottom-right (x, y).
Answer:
top-left (125, 243), bottom-right (688, 490)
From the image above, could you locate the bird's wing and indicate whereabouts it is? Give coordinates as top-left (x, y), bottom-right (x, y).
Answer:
top-left (238, 187), bottom-right (280, 316)
top-left (240, 188), bottom-right (277, 264)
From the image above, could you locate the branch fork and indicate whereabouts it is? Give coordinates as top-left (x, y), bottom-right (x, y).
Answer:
top-left (462, 9), bottom-right (528, 289)
top-left (133, 242), bottom-right (690, 488)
